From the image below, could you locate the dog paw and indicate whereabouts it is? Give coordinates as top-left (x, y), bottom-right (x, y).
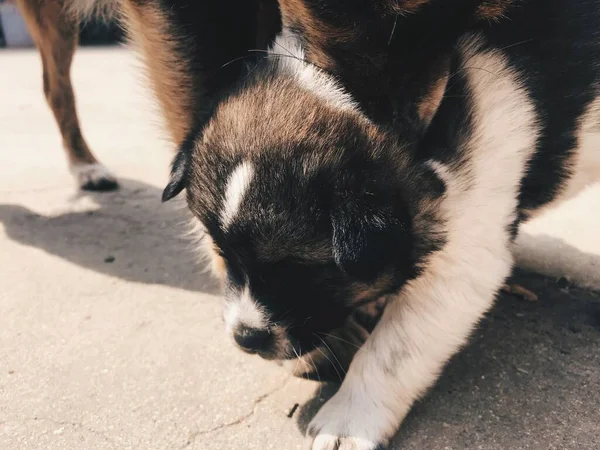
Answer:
top-left (309, 434), bottom-right (385, 450)
top-left (307, 388), bottom-right (390, 450)
top-left (71, 163), bottom-right (119, 191)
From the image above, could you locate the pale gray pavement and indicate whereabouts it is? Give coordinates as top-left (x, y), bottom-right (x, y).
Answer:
top-left (1, 47), bottom-right (599, 450)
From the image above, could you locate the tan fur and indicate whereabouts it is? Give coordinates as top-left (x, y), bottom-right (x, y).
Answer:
top-left (418, 69), bottom-right (450, 126)
top-left (202, 75), bottom-right (383, 163)
top-left (17, 0), bottom-right (101, 166)
top-left (119, 2), bottom-right (194, 146)
top-left (477, 0), bottom-right (515, 20)
top-left (350, 274), bottom-right (394, 306)
top-left (384, 0), bottom-right (514, 19)
top-left (201, 232), bottom-right (227, 281)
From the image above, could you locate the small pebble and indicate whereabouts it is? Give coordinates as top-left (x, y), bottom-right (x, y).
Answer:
top-left (104, 256), bottom-right (115, 263)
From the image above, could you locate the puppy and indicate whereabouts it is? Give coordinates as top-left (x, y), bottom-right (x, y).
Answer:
top-left (158, 1), bottom-right (600, 449)
top-left (39, 0), bottom-right (366, 377)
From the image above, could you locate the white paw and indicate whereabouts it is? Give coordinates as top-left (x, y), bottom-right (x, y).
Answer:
top-left (307, 386), bottom-right (393, 450)
top-left (309, 434), bottom-right (384, 450)
top-left (70, 163), bottom-right (118, 191)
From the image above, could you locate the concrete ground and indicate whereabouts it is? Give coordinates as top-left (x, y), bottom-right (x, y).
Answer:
top-left (1, 47), bottom-right (599, 450)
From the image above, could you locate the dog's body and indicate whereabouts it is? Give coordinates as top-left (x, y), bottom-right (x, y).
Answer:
top-left (24, 1), bottom-right (600, 449)
top-left (162, 2), bottom-right (600, 448)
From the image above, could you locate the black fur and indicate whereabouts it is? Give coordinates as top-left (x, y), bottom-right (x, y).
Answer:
top-left (143, 0), bottom-right (280, 131)
top-left (480, 0), bottom-right (600, 214)
top-left (278, 0), bottom-right (600, 222)
top-left (162, 131), bottom-right (196, 202)
top-left (330, 169), bottom-right (415, 283)
top-left (284, 0), bottom-right (486, 128)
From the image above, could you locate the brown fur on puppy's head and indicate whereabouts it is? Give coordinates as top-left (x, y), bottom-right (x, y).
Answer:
top-left (163, 51), bottom-right (445, 361)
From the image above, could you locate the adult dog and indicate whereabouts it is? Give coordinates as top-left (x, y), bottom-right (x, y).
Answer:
top-left (27, 1), bottom-right (600, 449)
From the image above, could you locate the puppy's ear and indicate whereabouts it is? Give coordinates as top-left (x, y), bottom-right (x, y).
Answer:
top-left (162, 133), bottom-right (197, 202)
top-left (331, 194), bottom-right (414, 283)
top-left (162, 151), bottom-right (190, 202)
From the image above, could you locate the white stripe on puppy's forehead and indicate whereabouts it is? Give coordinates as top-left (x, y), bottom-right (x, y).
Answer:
top-left (221, 161), bottom-right (254, 229)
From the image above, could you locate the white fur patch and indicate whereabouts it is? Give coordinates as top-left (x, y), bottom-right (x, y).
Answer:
top-left (69, 163), bottom-right (117, 187)
top-left (271, 29), bottom-right (359, 113)
top-left (223, 285), bottom-right (269, 335)
top-left (309, 35), bottom-right (541, 449)
top-left (220, 161), bottom-right (254, 229)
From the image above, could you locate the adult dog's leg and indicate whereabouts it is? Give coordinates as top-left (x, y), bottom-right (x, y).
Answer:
top-left (308, 39), bottom-right (541, 450)
top-left (17, 0), bottom-right (118, 191)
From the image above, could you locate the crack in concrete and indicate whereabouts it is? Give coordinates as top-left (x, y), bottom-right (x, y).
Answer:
top-left (180, 375), bottom-right (294, 449)
top-left (0, 416), bottom-right (117, 445)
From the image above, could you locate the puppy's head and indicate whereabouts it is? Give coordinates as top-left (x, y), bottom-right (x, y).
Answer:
top-left (163, 55), bottom-right (444, 361)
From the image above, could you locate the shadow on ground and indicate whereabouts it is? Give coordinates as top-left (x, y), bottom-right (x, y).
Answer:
top-left (515, 232), bottom-right (600, 290)
top-left (297, 270), bottom-right (600, 449)
top-left (0, 179), bottom-right (219, 294)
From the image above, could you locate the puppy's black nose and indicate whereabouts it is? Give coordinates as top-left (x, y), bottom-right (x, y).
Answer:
top-left (233, 326), bottom-right (271, 353)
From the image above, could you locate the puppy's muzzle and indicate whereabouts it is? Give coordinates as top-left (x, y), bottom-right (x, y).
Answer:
top-left (233, 325), bottom-right (272, 354)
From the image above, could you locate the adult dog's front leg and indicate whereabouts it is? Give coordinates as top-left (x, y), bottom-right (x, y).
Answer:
top-left (307, 38), bottom-right (541, 449)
